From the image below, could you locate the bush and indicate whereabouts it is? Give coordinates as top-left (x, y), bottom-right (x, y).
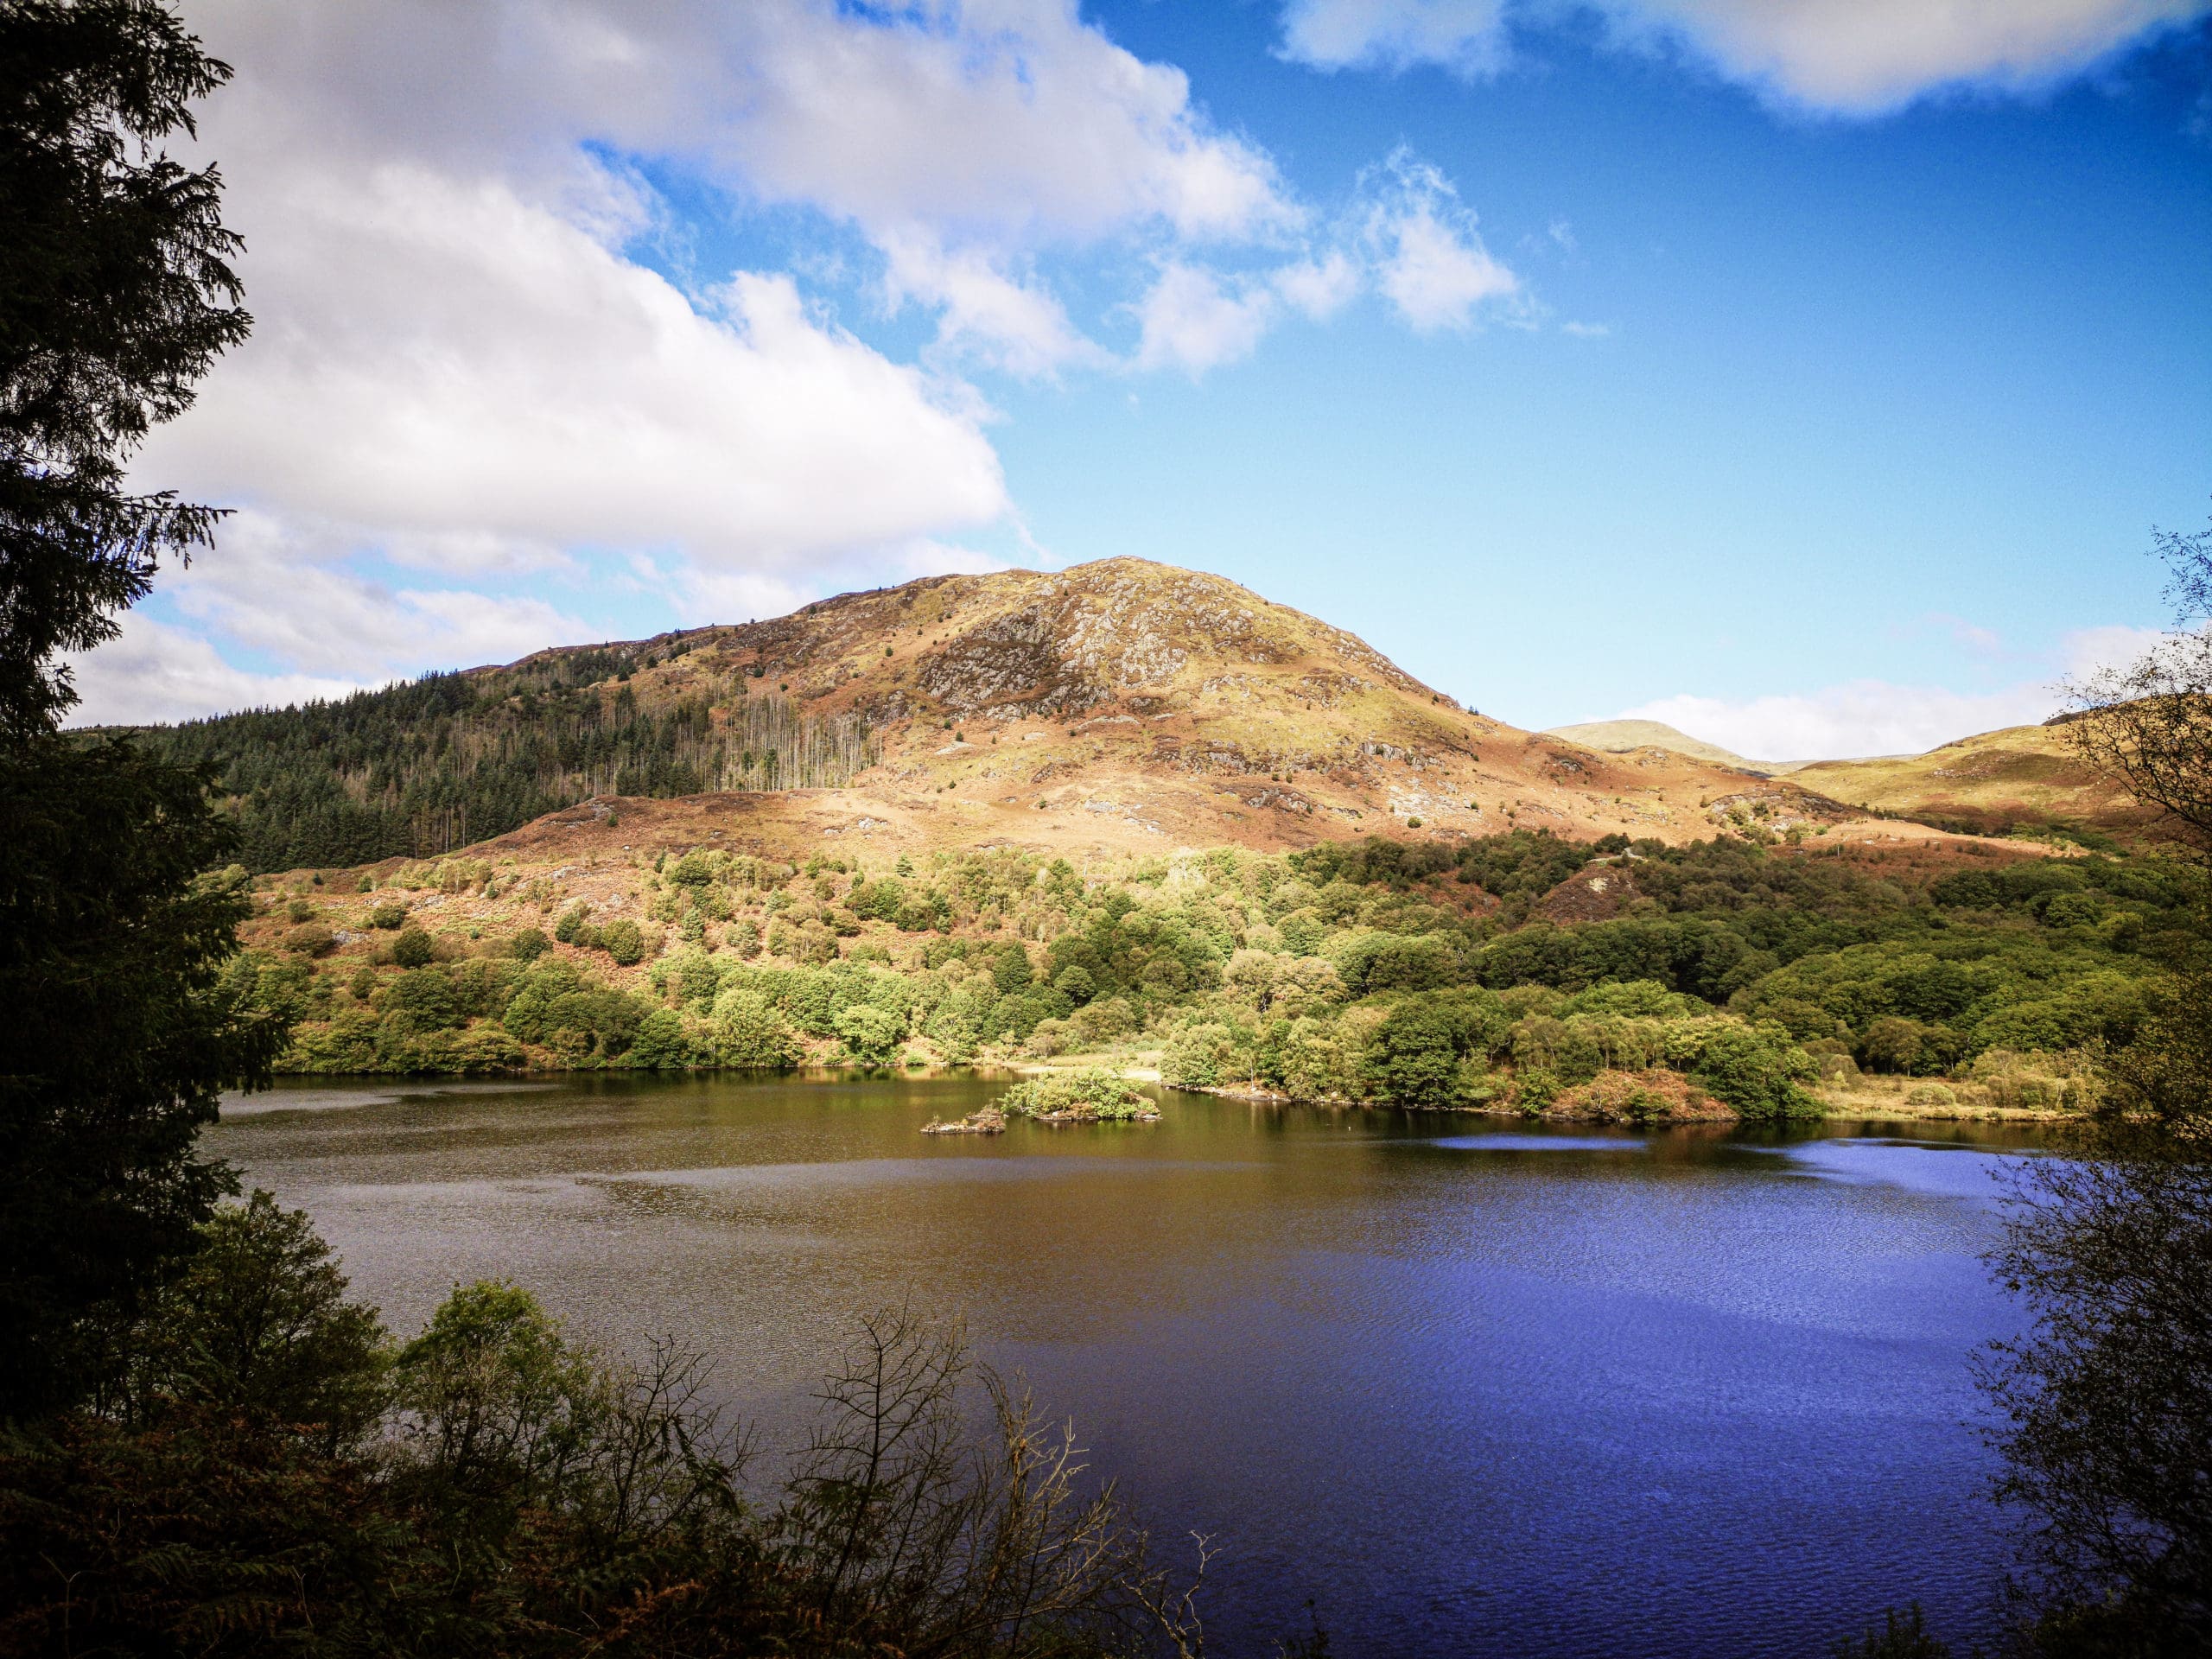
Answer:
top-left (998, 1068), bottom-right (1157, 1121)
top-left (368, 901), bottom-right (406, 930)
top-left (508, 927), bottom-right (549, 962)
top-left (553, 903), bottom-right (590, 944)
top-left (283, 924), bottom-right (334, 957)
top-left (391, 927), bottom-right (435, 969)
top-left (1676, 1021), bottom-right (1819, 1120)
top-left (598, 918), bottom-right (645, 966)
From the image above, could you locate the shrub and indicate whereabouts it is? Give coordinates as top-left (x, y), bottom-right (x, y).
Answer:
top-left (553, 903), bottom-right (590, 944)
top-left (599, 918), bottom-right (646, 966)
top-left (509, 928), bottom-right (549, 962)
top-left (1677, 1021), bottom-right (1819, 1120)
top-left (283, 924), bottom-right (334, 957)
top-left (285, 898), bottom-right (315, 924)
top-left (998, 1068), bottom-right (1156, 1121)
top-left (381, 968), bottom-right (461, 1034)
top-left (391, 928), bottom-right (435, 969)
top-left (368, 901), bottom-right (406, 930)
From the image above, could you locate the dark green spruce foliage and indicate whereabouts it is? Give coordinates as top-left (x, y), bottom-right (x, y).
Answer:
top-left (0, 741), bottom-right (288, 1417)
top-left (0, 0), bottom-right (249, 736)
top-left (130, 672), bottom-right (880, 872)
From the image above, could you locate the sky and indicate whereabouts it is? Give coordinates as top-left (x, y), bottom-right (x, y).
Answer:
top-left (67, 0), bottom-right (2212, 761)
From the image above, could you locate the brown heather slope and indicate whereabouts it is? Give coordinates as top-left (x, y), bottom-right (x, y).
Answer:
top-left (427, 556), bottom-right (1963, 869)
top-left (1790, 719), bottom-right (2148, 844)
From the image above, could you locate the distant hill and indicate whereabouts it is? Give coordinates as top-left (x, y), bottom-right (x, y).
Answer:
top-left (1790, 721), bottom-right (2145, 846)
top-left (1541, 718), bottom-right (1790, 774)
top-left (117, 556), bottom-right (1904, 873)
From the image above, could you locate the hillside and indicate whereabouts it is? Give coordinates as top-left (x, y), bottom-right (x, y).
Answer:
top-left (137, 557), bottom-right (1941, 874)
top-left (1790, 719), bottom-right (2147, 845)
top-left (1541, 718), bottom-right (1790, 774)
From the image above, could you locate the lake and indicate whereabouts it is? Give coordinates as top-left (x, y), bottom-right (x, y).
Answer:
top-left (211, 1073), bottom-right (2046, 1658)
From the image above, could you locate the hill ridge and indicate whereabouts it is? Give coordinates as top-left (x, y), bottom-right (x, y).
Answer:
top-left (130, 556), bottom-right (1960, 870)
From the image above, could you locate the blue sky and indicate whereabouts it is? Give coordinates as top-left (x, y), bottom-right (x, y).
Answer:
top-left (79, 0), bottom-right (2212, 760)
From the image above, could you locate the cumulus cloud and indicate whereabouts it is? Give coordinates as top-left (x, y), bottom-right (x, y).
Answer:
top-left (74, 1), bottom-right (1536, 723)
top-left (67, 613), bottom-right (366, 728)
top-left (1281, 0), bottom-right (1512, 74)
top-left (138, 162), bottom-right (1007, 577)
top-left (1135, 264), bottom-right (1281, 375)
top-left (1363, 150), bottom-right (1519, 332)
top-left (1276, 0), bottom-right (2209, 112)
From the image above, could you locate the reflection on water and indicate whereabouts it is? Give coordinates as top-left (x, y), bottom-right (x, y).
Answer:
top-left (210, 1074), bottom-right (2048, 1659)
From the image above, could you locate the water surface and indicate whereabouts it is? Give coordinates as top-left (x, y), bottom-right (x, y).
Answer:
top-left (212, 1074), bottom-right (2044, 1658)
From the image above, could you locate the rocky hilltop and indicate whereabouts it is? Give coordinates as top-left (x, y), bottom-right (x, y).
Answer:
top-left (460, 556), bottom-right (1928, 865)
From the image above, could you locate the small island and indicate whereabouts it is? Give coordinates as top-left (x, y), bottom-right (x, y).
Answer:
top-left (924, 1068), bottom-right (1160, 1133)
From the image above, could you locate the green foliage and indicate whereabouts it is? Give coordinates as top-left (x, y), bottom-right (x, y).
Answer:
top-left (0, 0), bottom-right (250, 736)
top-left (836, 1003), bottom-right (905, 1065)
top-left (711, 985), bottom-right (801, 1068)
top-left (1363, 1004), bottom-right (1467, 1107)
top-left (389, 925), bottom-right (434, 968)
top-left (368, 900), bottom-right (406, 930)
top-left (124, 1192), bottom-right (389, 1446)
top-left (1669, 1020), bottom-right (1820, 1120)
top-left (0, 741), bottom-right (289, 1419)
top-left (999, 1068), bottom-right (1156, 1120)
top-left (1160, 1022), bottom-right (1240, 1089)
top-left (597, 916), bottom-right (645, 966)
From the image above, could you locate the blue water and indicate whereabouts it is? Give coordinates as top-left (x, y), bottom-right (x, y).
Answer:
top-left (211, 1077), bottom-right (2045, 1657)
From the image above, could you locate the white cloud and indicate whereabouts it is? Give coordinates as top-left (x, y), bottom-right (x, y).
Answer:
top-left (66, 613), bottom-right (366, 728)
top-left (1135, 264), bottom-right (1281, 376)
top-left (877, 230), bottom-right (1105, 377)
top-left (1276, 0), bottom-right (2209, 111)
top-left (1274, 251), bottom-right (1365, 320)
top-left (2061, 622), bottom-right (2171, 680)
top-left (1618, 681), bottom-right (2066, 762)
top-left (1602, 0), bottom-right (2212, 114)
top-left (1281, 0), bottom-right (1511, 74)
top-left (138, 163), bottom-right (1008, 576)
top-left (1363, 150), bottom-right (1519, 332)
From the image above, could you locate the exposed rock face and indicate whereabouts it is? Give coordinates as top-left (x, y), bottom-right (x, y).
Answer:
top-left (461, 554), bottom-right (1969, 862)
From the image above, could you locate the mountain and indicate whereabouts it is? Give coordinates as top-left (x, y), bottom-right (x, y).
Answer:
top-left (1540, 718), bottom-right (1792, 775)
top-left (133, 557), bottom-right (1959, 873)
top-left (1788, 719), bottom-right (2145, 845)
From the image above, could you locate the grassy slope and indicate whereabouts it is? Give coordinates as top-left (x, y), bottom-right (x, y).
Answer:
top-left (1791, 721), bottom-right (2145, 843)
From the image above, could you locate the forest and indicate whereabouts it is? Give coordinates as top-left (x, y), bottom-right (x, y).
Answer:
top-left (227, 826), bottom-right (2185, 1124)
top-left (125, 649), bottom-right (879, 870)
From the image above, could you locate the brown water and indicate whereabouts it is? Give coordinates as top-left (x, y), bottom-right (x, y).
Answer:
top-left (212, 1071), bottom-right (2049, 1658)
